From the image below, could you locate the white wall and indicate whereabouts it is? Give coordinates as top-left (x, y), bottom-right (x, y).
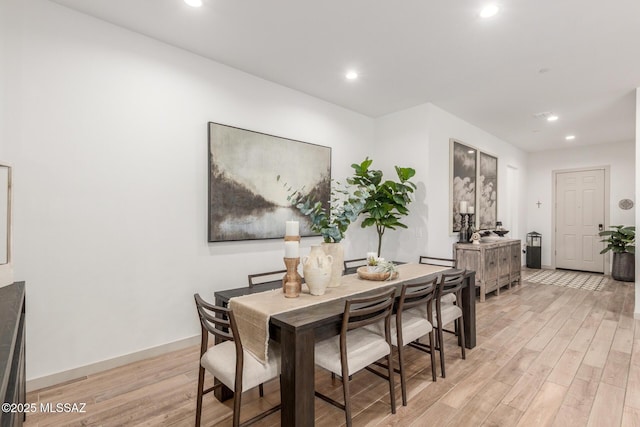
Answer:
top-left (527, 141), bottom-right (635, 269)
top-left (372, 103), bottom-right (528, 263)
top-left (4, 0), bottom-right (374, 382)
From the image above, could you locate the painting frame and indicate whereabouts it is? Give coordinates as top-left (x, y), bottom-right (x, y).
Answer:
top-left (478, 151), bottom-right (498, 230)
top-left (449, 139), bottom-right (478, 234)
top-left (208, 122), bottom-right (332, 242)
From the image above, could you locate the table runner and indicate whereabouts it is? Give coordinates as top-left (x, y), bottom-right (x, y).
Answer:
top-left (229, 263), bottom-right (449, 364)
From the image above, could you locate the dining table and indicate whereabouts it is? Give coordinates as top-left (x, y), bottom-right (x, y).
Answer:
top-left (214, 263), bottom-right (476, 426)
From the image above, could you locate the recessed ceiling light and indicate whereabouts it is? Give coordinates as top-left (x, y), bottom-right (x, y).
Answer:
top-left (565, 135), bottom-right (576, 140)
top-left (480, 4), bottom-right (499, 18)
top-left (547, 115), bottom-right (559, 122)
top-left (345, 71), bottom-right (358, 80)
top-left (184, 0), bottom-right (203, 7)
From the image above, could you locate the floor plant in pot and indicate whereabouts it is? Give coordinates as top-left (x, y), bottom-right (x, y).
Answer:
top-left (348, 158), bottom-right (416, 257)
top-left (279, 177), bottom-right (370, 287)
top-left (599, 225), bottom-right (635, 282)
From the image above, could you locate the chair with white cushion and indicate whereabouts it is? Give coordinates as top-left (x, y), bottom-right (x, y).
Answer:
top-left (367, 277), bottom-right (438, 406)
top-left (418, 255), bottom-right (455, 268)
top-left (314, 288), bottom-right (397, 427)
top-left (343, 258), bottom-right (368, 274)
top-left (247, 269), bottom-right (287, 288)
top-left (194, 294), bottom-right (281, 427)
top-left (432, 271), bottom-right (466, 378)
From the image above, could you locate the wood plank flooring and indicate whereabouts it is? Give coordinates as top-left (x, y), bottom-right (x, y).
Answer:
top-left (24, 270), bottom-right (639, 426)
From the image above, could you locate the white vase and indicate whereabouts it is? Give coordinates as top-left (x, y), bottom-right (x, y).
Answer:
top-left (303, 245), bottom-right (333, 296)
top-left (321, 242), bottom-right (344, 288)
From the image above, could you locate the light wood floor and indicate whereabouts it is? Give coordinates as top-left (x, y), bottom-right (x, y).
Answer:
top-left (24, 271), bottom-right (639, 426)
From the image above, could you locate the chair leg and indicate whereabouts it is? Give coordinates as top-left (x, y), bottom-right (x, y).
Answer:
top-left (386, 351), bottom-right (396, 414)
top-left (459, 316), bottom-right (466, 360)
top-left (259, 383), bottom-right (264, 397)
top-left (195, 366), bottom-right (206, 427)
top-left (343, 373), bottom-right (352, 427)
top-left (428, 330), bottom-right (437, 382)
top-left (232, 386), bottom-right (242, 427)
top-left (438, 324), bottom-right (446, 378)
top-left (397, 345), bottom-right (407, 406)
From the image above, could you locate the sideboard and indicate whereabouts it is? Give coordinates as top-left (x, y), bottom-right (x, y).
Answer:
top-left (454, 239), bottom-right (521, 302)
top-left (0, 282), bottom-right (26, 427)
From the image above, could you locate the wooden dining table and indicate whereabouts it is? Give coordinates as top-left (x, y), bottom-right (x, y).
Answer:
top-left (214, 264), bottom-right (476, 426)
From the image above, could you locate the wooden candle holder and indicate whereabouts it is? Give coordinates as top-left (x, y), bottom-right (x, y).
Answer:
top-left (282, 257), bottom-right (302, 298)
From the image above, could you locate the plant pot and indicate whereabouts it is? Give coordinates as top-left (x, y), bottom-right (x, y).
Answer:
top-left (302, 246), bottom-right (333, 296)
top-left (321, 242), bottom-right (344, 288)
top-left (612, 252), bottom-right (635, 282)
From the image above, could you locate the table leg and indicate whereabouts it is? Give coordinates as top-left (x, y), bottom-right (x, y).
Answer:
top-left (279, 325), bottom-right (315, 426)
top-left (462, 271), bottom-right (477, 348)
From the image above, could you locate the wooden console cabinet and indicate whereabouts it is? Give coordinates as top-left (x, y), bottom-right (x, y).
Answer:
top-left (454, 240), bottom-right (521, 302)
top-left (0, 282), bottom-right (26, 427)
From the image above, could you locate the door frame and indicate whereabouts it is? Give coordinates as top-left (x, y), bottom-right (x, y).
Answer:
top-left (551, 166), bottom-right (610, 272)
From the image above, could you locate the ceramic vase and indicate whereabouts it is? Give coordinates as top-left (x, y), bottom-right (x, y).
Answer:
top-left (321, 242), bottom-right (344, 287)
top-left (303, 245), bottom-right (333, 296)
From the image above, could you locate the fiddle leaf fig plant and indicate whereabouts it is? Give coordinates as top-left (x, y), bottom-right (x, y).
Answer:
top-left (348, 158), bottom-right (417, 256)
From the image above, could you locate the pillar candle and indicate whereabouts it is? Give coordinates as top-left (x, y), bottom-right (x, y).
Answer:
top-left (459, 201), bottom-right (468, 213)
top-left (284, 241), bottom-right (299, 258)
top-left (468, 206), bottom-right (475, 214)
top-left (285, 220), bottom-right (299, 236)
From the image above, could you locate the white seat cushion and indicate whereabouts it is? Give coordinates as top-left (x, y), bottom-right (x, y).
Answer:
top-left (201, 340), bottom-right (281, 392)
top-left (315, 328), bottom-right (390, 376)
top-left (441, 293), bottom-right (456, 304)
top-left (365, 312), bottom-right (433, 346)
top-left (407, 303), bottom-right (462, 328)
top-left (433, 303), bottom-right (462, 327)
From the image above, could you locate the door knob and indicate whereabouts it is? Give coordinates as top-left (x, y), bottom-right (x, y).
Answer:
top-left (598, 224), bottom-right (604, 231)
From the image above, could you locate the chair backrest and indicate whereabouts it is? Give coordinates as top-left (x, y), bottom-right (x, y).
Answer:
top-left (248, 270), bottom-right (287, 288)
top-left (419, 256), bottom-right (455, 268)
top-left (342, 288), bottom-right (397, 333)
top-left (343, 258), bottom-right (368, 273)
top-left (436, 271), bottom-right (466, 300)
top-left (397, 277), bottom-right (438, 316)
top-left (193, 293), bottom-right (242, 358)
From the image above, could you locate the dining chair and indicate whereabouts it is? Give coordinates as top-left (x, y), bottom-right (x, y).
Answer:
top-left (343, 258), bottom-right (368, 274)
top-left (418, 255), bottom-right (455, 268)
top-left (432, 271), bottom-right (466, 378)
top-left (366, 277), bottom-right (439, 406)
top-left (314, 288), bottom-right (397, 427)
top-left (247, 269), bottom-right (287, 288)
top-left (193, 294), bottom-right (281, 427)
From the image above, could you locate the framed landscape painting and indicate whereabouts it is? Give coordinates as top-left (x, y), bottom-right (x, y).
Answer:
top-left (478, 151), bottom-right (498, 230)
top-left (208, 122), bottom-right (331, 242)
top-left (450, 139), bottom-right (477, 233)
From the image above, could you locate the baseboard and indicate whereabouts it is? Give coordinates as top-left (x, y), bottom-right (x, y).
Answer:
top-left (26, 335), bottom-right (200, 392)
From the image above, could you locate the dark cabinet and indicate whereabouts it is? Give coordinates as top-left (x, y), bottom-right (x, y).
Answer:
top-left (0, 282), bottom-right (26, 427)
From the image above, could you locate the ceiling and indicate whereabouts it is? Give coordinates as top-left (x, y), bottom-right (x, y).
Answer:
top-left (51, 0), bottom-right (640, 152)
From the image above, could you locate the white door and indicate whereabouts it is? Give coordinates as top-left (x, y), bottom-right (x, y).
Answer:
top-left (555, 169), bottom-right (605, 272)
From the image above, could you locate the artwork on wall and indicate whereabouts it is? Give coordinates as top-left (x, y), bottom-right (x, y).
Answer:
top-left (208, 122), bottom-right (331, 242)
top-left (478, 152), bottom-right (498, 229)
top-left (450, 139), bottom-right (499, 234)
top-left (450, 139), bottom-right (477, 233)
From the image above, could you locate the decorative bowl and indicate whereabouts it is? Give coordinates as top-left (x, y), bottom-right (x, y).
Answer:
top-left (494, 230), bottom-right (510, 237)
top-left (357, 267), bottom-right (399, 281)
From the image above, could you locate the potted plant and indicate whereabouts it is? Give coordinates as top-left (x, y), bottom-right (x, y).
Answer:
top-left (599, 225), bottom-right (635, 282)
top-left (348, 158), bottom-right (416, 257)
top-left (279, 177), bottom-right (369, 286)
